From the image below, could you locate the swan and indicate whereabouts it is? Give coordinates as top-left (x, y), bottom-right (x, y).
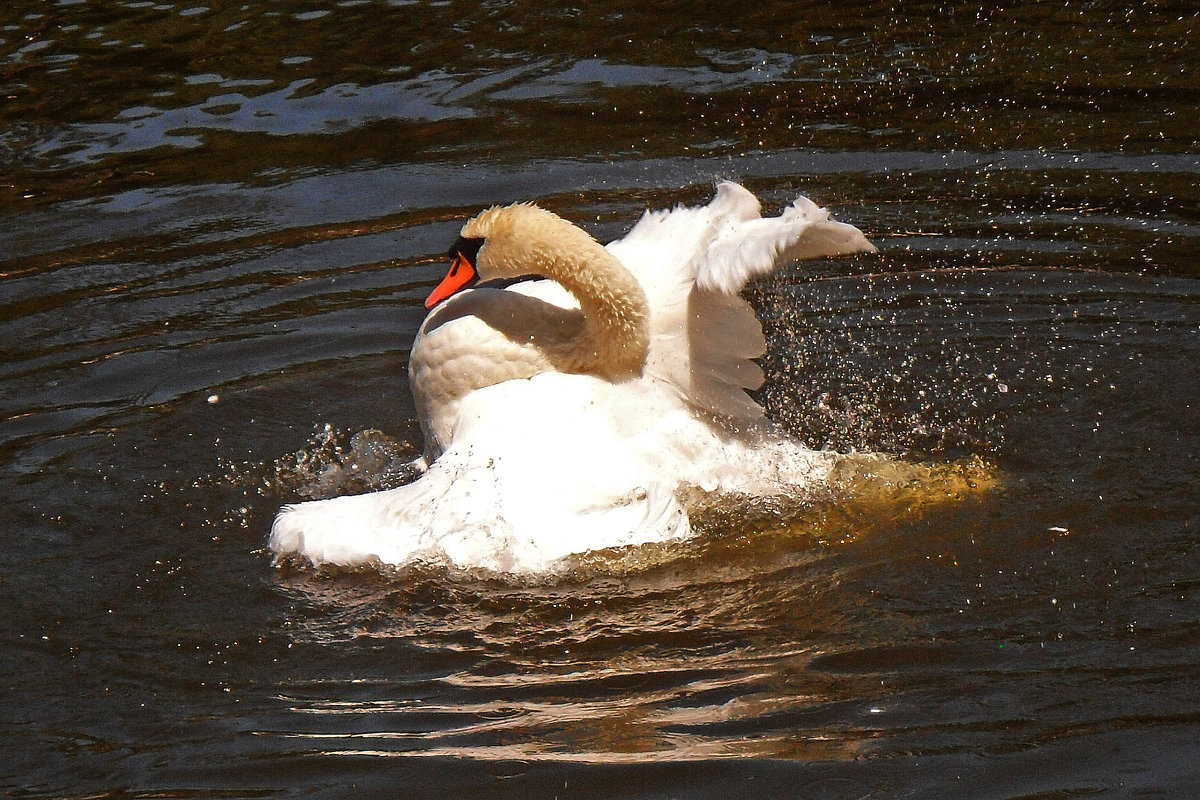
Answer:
top-left (269, 182), bottom-right (876, 574)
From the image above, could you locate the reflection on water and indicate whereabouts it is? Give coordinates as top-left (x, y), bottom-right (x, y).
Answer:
top-left (4, 1), bottom-right (1197, 207)
top-left (2, 0), bottom-right (1199, 797)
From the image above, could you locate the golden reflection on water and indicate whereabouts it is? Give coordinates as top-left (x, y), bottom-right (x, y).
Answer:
top-left (278, 660), bottom-right (867, 763)
top-left (265, 449), bottom-right (999, 764)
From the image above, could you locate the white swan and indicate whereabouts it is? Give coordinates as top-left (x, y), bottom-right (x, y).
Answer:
top-left (269, 182), bottom-right (875, 573)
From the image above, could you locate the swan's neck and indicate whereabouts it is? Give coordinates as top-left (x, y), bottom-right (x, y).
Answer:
top-left (479, 206), bottom-right (650, 378)
top-left (555, 246), bottom-right (649, 378)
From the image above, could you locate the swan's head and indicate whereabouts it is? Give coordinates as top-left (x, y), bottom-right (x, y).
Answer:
top-left (425, 204), bottom-right (581, 309)
top-left (424, 201), bottom-right (650, 377)
top-left (426, 235), bottom-right (484, 309)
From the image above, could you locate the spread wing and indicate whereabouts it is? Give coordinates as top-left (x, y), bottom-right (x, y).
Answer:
top-left (607, 181), bottom-right (876, 425)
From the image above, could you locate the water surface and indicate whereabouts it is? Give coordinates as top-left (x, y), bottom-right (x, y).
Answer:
top-left (2, 1), bottom-right (1199, 797)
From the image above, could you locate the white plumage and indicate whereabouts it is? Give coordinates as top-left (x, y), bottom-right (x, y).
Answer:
top-left (270, 182), bottom-right (875, 574)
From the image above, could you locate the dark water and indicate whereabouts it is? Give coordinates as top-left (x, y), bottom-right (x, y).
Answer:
top-left (3, 1), bottom-right (1199, 796)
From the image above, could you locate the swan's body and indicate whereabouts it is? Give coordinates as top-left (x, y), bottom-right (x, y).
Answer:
top-left (409, 201), bottom-right (650, 455)
top-left (270, 182), bottom-right (875, 573)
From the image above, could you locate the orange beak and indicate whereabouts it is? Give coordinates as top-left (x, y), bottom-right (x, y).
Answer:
top-left (425, 251), bottom-right (479, 309)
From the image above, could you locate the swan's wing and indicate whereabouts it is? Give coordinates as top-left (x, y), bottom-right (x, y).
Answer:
top-left (607, 181), bottom-right (761, 315)
top-left (606, 182), bottom-right (759, 421)
top-left (687, 190), bottom-right (877, 421)
top-left (609, 182), bottom-right (875, 425)
top-left (697, 193), bottom-right (876, 294)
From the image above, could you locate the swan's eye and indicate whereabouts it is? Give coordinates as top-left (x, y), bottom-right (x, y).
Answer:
top-left (447, 236), bottom-right (485, 265)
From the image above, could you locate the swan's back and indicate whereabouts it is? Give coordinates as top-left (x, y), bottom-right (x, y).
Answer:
top-left (608, 182), bottom-right (876, 426)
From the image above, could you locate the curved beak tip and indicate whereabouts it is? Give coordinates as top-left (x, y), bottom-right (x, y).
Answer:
top-left (425, 254), bottom-right (478, 309)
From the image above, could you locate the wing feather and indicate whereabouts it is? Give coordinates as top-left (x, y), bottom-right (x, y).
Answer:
top-left (608, 182), bottom-right (875, 426)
